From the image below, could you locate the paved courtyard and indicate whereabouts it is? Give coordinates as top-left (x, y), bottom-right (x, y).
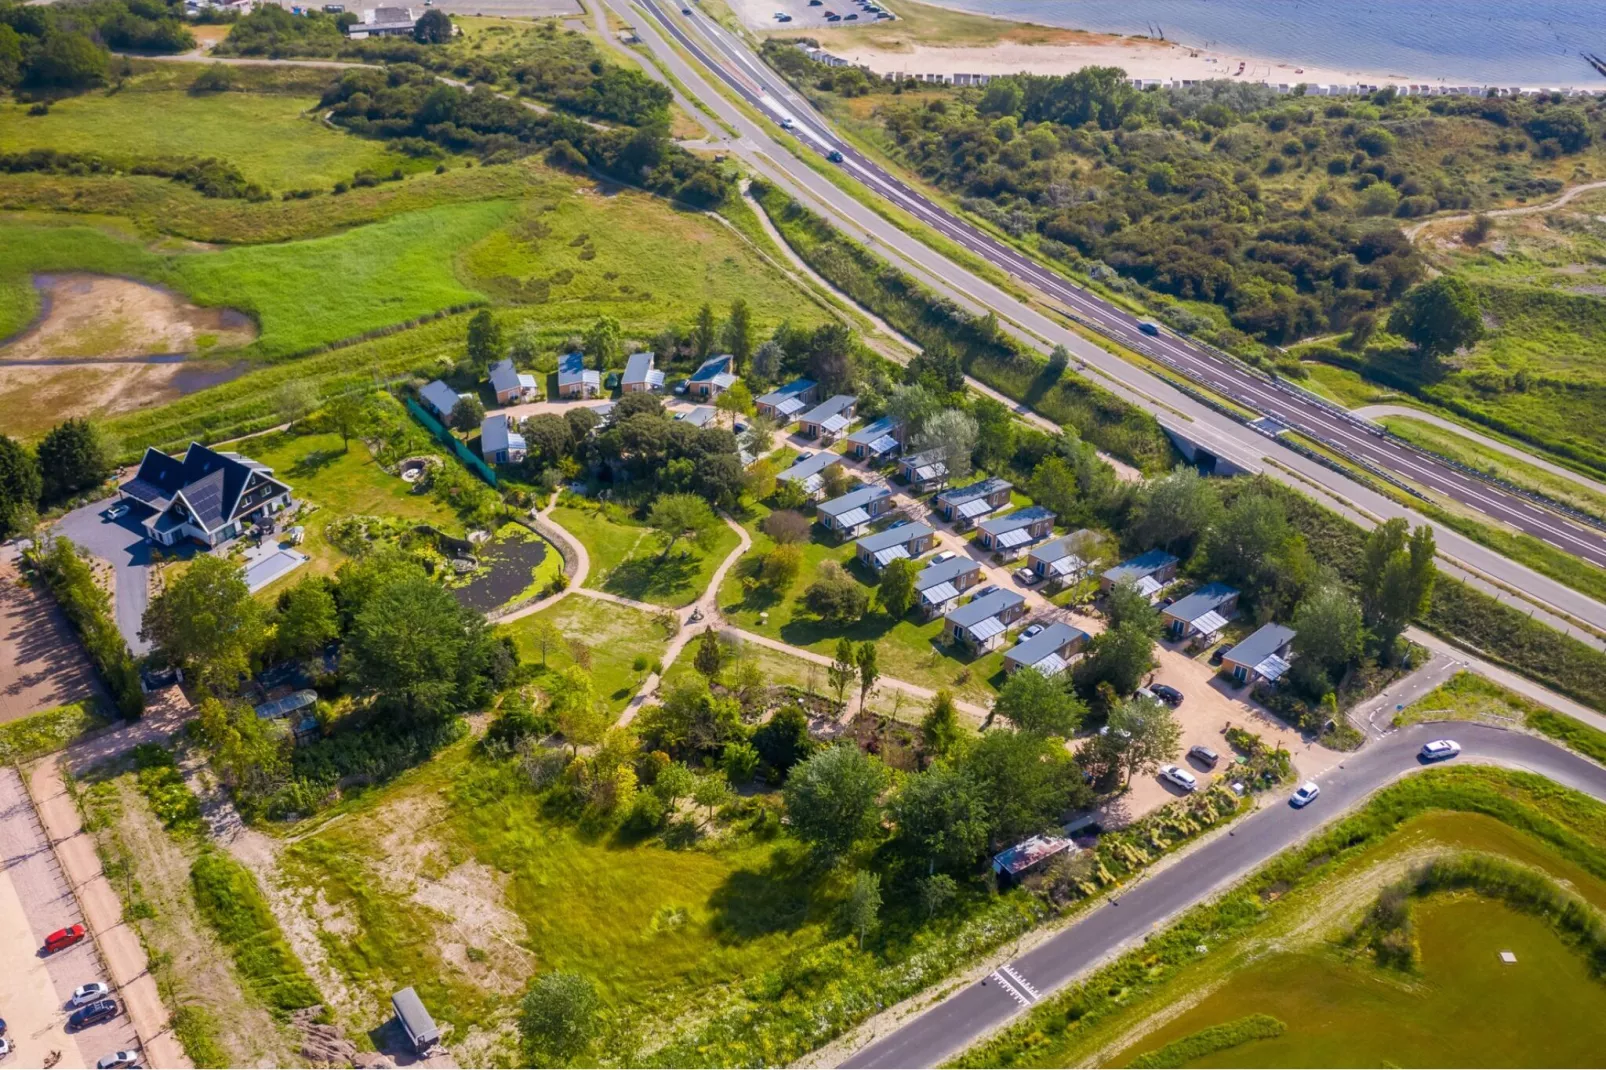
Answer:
top-left (53, 499), bottom-right (157, 655)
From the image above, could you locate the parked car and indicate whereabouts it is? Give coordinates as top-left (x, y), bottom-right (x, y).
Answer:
top-left (1150, 684), bottom-right (1184, 706)
top-left (1188, 744), bottom-right (1220, 768)
top-left (671, 379), bottom-right (688, 395)
top-left (97, 1052), bottom-right (140, 1070)
top-left (845, 12), bottom-right (857, 17)
top-left (777, 12), bottom-right (792, 19)
top-left (972, 584), bottom-right (998, 599)
top-left (45, 924), bottom-right (86, 954)
top-left (0, 1037), bottom-right (10, 1060)
top-left (1159, 764), bottom-right (1198, 792)
top-left (1209, 646), bottom-right (1226, 665)
top-left (931, 550), bottom-right (956, 565)
top-left (104, 502), bottom-right (129, 521)
top-left (1138, 321), bottom-right (1161, 336)
top-left (1290, 781), bottom-right (1320, 808)
top-left (1020, 623), bottom-right (1045, 640)
top-left (1013, 566), bottom-right (1038, 585)
top-left (72, 982), bottom-right (112, 1007)
top-left (1420, 739), bottom-right (1461, 762)
top-left (68, 1000), bottom-right (119, 1032)
top-left (808, 1), bottom-right (821, 6)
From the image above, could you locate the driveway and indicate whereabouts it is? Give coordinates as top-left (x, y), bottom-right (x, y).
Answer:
top-left (54, 498), bottom-right (156, 654)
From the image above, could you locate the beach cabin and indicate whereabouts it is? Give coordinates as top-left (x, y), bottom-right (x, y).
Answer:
top-left (755, 378), bottom-right (819, 422)
top-left (776, 451), bottom-right (843, 499)
top-left (621, 351), bottom-right (664, 393)
top-left (479, 413), bottom-right (527, 465)
top-left (1100, 549), bottom-right (1180, 597)
top-left (557, 352), bottom-right (601, 399)
top-left (977, 506), bottom-right (1056, 555)
top-left (854, 522), bottom-right (935, 572)
top-left (677, 405), bottom-right (717, 429)
top-left (817, 484), bottom-right (891, 538)
top-left (797, 394), bottom-right (858, 441)
top-left (489, 358), bottom-right (539, 404)
top-left (1030, 531), bottom-right (1096, 590)
top-left (687, 354), bottom-right (738, 399)
top-left (943, 588), bottom-right (1026, 653)
top-left (914, 555), bottom-right (984, 619)
top-left (1221, 622), bottom-right (1296, 687)
top-left (1003, 622), bottom-right (1089, 678)
top-left (392, 987), bottom-right (441, 1054)
top-left (934, 477), bottom-right (1012, 528)
top-left (419, 379), bottom-right (466, 422)
top-left (1162, 583), bottom-right (1240, 642)
top-left (991, 834), bottom-right (1075, 887)
top-left (900, 448), bottom-right (949, 491)
top-left (844, 415), bottom-right (903, 460)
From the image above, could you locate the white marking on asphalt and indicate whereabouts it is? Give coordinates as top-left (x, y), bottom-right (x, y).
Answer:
top-left (989, 969), bottom-right (1033, 1006)
top-left (1000, 964), bottom-right (1040, 1000)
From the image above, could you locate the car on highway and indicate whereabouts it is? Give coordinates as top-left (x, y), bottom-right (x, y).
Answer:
top-left (72, 982), bottom-right (112, 1007)
top-left (68, 1000), bottom-right (119, 1032)
top-left (1138, 320), bottom-right (1161, 336)
top-left (1188, 744), bottom-right (1219, 768)
top-left (780, 117), bottom-right (794, 129)
top-left (1159, 764), bottom-right (1198, 792)
top-left (97, 1052), bottom-right (141, 1070)
top-left (828, 150), bottom-right (845, 162)
top-left (681, 6), bottom-right (691, 12)
top-left (1420, 739), bottom-right (1462, 761)
top-left (1013, 566), bottom-right (1038, 585)
top-left (45, 924), bottom-right (86, 954)
top-left (930, 550), bottom-right (956, 565)
top-left (1290, 781), bottom-right (1320, 808)
top-left (1020, 623), bottom-right (1045, 640)
top-left (1150, 684), bottom-right (1184, 706)
top-left (104, 502), bottom-right (130, 521)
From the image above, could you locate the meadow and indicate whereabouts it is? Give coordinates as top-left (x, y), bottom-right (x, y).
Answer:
top-left (550, 498), bottom-right (742, 609)
top-left (499, 596), bottom-right (673, 711)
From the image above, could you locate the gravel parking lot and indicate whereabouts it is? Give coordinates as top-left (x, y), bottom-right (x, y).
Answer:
top-left (0, 766), bottom-right (140, 1068)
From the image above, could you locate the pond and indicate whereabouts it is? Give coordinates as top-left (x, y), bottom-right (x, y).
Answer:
top-left (451, 526), bottom-right (561, 612)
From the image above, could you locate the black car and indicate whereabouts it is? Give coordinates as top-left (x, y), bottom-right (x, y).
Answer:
top-left (1151, 684), bottom-right (1184, 706)
top-left (68, 1000), bottom-right (119, 1032)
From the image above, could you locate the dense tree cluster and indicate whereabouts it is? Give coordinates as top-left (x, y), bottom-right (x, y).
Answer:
top-left (0, 0), bottom-right (194, 90)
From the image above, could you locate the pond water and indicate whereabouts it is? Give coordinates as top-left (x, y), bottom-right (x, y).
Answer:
top-left (1112, 896), bottom-right (1606, 1067)
top-left (451, 530), bottom-right (556, 612)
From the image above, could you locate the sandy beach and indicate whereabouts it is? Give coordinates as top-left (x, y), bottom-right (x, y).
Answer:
top-left (817, 33), bottom-right (1501, 91)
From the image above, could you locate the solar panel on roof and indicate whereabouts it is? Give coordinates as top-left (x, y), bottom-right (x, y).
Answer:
top-left (996, 527), bottom-right (1035, 549)
top-left (957, 498), bottom-right (993, 519)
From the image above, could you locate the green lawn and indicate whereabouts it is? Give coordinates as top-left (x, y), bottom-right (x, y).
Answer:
top-left (717, 505), bottom-right (1006, 705)
top-left (0, 89), bottom-right (417, 191)
top-left (0, 698), bottom-right (110, 763)
top-left (500, 595), bottom-right (671, 711)
top-left (551, 499), bottom-right (740, 609)
top-left (1297, 361), bottom-right (1405, 409)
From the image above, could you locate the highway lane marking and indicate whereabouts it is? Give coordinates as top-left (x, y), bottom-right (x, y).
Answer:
top-left (989, 969), bottom-right (1034, 1006)
top-left (999, 964), bottom-right (1040, 1000)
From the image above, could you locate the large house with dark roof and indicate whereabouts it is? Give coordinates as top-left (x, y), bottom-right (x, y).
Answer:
top-left (120, 443), bottom-right (293, 548)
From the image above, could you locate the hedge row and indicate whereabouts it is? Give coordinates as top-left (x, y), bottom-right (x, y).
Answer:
top-left (30, 537), bottom-right (144, 719)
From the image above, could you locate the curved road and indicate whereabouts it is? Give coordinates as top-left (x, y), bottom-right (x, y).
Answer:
top-left (844, 721), bottom-right (1606, 1067)
top-left (635, 0), bottom-right (1606, 571)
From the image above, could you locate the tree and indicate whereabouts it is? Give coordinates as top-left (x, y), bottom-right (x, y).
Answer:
top-left (691, 302), bottom-right (717, 358)
top-left (0, 25), bottom-right (22, 89)
top-left (761, 509), bottom-right (810, 544)
top-left (994, 668), bottom-right (1085, 737)
top-left (276, 577), bottom-right (338, 660)
top-left (783, 744), bottom-right (889, 861)
top-left (820, 462), bottom-right (852, 501)
top-left (844, 870), bottom-right (882, 948)
top-left (1130, 467), bottom-right (1223, 557)
top-left (0, 433), bottom-right (40, 537)
top-left (692, 772), bottom-right (733, 824)
top-left (450, 395), bottom-right (485, 433)
top-left (36, 418), bottom-right (112, 503)
top-left (1106, 579), bottom-right (1161, 637)
top-left (1029, 455), bottom-right (1081, 521)
top-left (803, 562), bottom-right (868, 624)
top-left (885, 384), bottom-right (940, 439)
top-left (551, 667), bottom-right (608, 755)
top-left (693, 626), bottom-right (724, 679)
top-left (1388, 275), bottom-right (1484, 365)
top-left (723, 298), bottom-right (754, 371)
top-left (828, 637), bottom-right (858, 710)
top-left (508, 319), bottom-right (544, 366)
top-left (29, 30), bottom-right (108, 88)
top-left (856, 641), bottom-right (880, 712)
top-left (911, 409), bottom-right (979, 483)
top-left (919, 872), bottom-right (958, 918)
top-left (971, 396), bottom-right (1017, 474)
top-left (413, 6), bottom-right (452, 42)
top-left (326, 391), bottom-right (376, 452)
top-left (752, 704), bottom-right (814, 778)
top-left (1106, 696), bottom-right (1182, 787)
top-left (1360, 519), bottom-right (1436, 654)
top-left (466, 309), bottom-right (503, 365)
top-left (525, 617), bottom-right (564, 668)
top-left (583, 315), bottom-right (621, 371)
top-left (962, 729), bottom-right (1089, 846)
top-left (348, 575), bottom-right (489, 718)
top-left (520, 971), bottom-right (600, 1063)
top-left (722, 739), bottom-right (760, 784)
top-left (742, 414), bottom-right (776, 460)
top-left (142, 555), bottom-right (265, 690)
top-left (891, 763), bottom-right (989, 873)
top-left (876, 557), bottom-right (919, 618)
top-left (1206, 491), bottom-right (1296, 592)
top-left (751, 339), bottom-right (784, 385)
top-left (921, 690), bottom-right (963, 759)
top-left (715, 381), bottom-right (755, 421)
top-left (805, 321), bottom-right (857, 393)
top-left (1045, 343), bottom-right (1071, 378)
top-left (760, 543), bottom-right (802, 590)
top-left (636, 677), bottom-right (743, 759)
top-left (1291, 584), bottom-right (1364, 686)
top-left (1072, 621), bottom-right (1156, 701)
top-left (647, 493), bottom-right (717, 559)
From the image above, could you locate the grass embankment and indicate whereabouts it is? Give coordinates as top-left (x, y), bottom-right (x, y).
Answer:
top-left (1398, 671), bottom-right (1606, 766)
top-left (551, 498), bottom-right (740, 609)
top-left (1126, 1014), bottom-right (1286, 1069)
top-left (716, 502), bottom-right (1007, 705)
top-left (956, 766), bottom-right (1606, 1068)
top-left (190, 852), bottom-right (325, 1014)
top-left (500, 595), bottom-right (673, 712)
top-left (0, 698), bottom-right (109, 763)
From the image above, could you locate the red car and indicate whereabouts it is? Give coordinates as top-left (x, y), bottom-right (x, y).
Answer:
top-left (45, 924), bottom-right (86, 954)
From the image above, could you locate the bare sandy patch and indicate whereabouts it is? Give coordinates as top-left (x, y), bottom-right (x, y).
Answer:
top-left (0, 353), bottom-right (249, 439)
top-left (2, 273), bottom-right (255, 361)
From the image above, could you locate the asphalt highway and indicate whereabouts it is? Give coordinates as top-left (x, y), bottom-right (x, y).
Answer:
top-left (638, 0), bottom-right (1606, 570)
top-left (842, 721), bottom-right (1606, 1067)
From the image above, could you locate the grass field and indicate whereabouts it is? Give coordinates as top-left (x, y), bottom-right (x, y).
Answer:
top-left (716, 504), bottom-right (1006, 705)
top-left (0, 88), bottom-right (419, 191)
top-left (1298, 361), bottom-right (1406, 409)
top-left (551, 499), bottom-right (741, 609)
top-left (960, 766), bottom-right (1606, 1068)
top-left (500, 595), bottom-right (672, 711)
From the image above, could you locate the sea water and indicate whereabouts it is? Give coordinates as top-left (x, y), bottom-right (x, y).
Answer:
top-left (917, 0), bottom-right (1606, 86)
